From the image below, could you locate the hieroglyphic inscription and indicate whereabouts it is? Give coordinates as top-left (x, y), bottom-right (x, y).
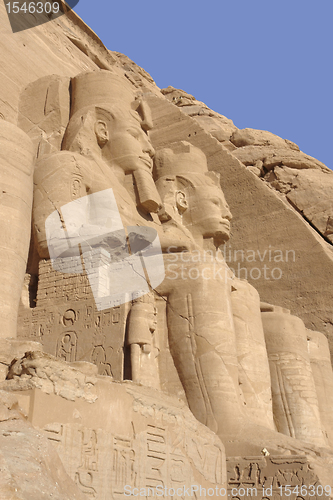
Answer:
top-left (227, 456), bottom-right (324, 500)
top-left (43, 422), bottom-right (64, 452)
top-left (79, 429), bottom-right (99, 472)
top-left (146, 425), bottom-right (167, 489)
top-left (42, 416), bottom-right (225, 500)
top-left (75, 429), bottom-right (99, 498)
top-left (56, 331), bottom-right (77, 362)
top-left (18, 259), bottom-right (128, 379)
top-left (112, 436), bottom-right (137, 497)
top-left (44, 423), bottom-right (100, 499)
top-left (75, 472), bottom-right (97, 498)
top-left (172, 427), bottom-right (224, 485)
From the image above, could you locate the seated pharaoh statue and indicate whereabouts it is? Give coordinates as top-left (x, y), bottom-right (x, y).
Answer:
top-left (33, 70), bottom-right (162, 254)
top-left (25, 70), bottom-right (333, 459)
top-left (153, 141), bottom-right (333, 455)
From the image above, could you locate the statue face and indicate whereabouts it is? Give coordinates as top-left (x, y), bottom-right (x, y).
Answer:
top-left (184, 184), bottom-right (232, 242)
top-left (104, 118), bottom-right (155, 174)
top-left (148, 305), bottom-right (158, 333)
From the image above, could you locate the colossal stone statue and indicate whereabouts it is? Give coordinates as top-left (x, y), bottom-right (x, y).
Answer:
top-left (154, 140), bottom-right (331, 453)
top-left (17, 70), bottom-right (333, 456)
top-left (2, 67), bottom-right (332, 494)
top-left (261, 303), bottom-right (327, 445)
top-left (1, 7), bottom-right (333, 493)
top-left (33, 70), bottom-right (161, 264)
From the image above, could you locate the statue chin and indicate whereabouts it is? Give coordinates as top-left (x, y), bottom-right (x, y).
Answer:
top-left (213, 230), bottom-right (230, 247)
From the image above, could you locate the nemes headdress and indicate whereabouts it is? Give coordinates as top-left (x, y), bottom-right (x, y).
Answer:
top-left (154, 141), bottom-right (220, 187)
top-left (64, 70), bottom-right (161, 213)
top-left (70, 70), bottom-right (153, 130)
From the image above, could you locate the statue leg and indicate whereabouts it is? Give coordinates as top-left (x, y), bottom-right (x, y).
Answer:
top-left (231, 279), bottom-right (275, 430)
top-left (308, 329), bottom-right (333, 447)
top-left (165, 260), bottom-right (244, 434)
top-left (262, 305), bottom-right (328, 448)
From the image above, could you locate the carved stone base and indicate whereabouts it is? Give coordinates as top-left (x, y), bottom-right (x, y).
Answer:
top-left (12, 375), bottom-right (227, 499)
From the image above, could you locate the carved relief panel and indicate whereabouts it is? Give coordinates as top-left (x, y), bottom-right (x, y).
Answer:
top-left (34, 381), bottom-right (227, 500)
top-left (18, 260), bottom-right (128, 380)
top-left (227, 456), bottom-right (326, 500)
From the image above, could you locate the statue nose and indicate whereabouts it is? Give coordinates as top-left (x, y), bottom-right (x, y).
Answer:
top-left (223, 205), bottom-right (232, 221)
top-left (141, 132), bottom-right (155, 158)
top-left (144, 140), bottom-right (155, 158)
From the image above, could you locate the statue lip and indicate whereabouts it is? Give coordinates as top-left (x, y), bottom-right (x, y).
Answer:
top-left (219, 220), bottom-right (230, 229)
top-left (139, 156), bottom-right (153, 168)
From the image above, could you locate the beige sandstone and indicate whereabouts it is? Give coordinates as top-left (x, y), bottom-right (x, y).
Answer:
top-left (1, 374), bottom-right (227, 499)
top-left (308, 329), bottom-right (333, 448)
top-left (0, 390), bottom-right (85, 500)
top-left (0, 0), bottom-right (332, 340)
top-left (261, 304), bottom-right (327, 447)
top-left (0, 3), bottom-right (332, 499)
top-left (145, 92), bottom-right (333, 351)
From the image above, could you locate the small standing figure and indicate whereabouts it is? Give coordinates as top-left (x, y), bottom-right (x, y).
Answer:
top-left (126, 293), bottom-right (160, 390)
top-left (56, 332), bottom-right (77, 363)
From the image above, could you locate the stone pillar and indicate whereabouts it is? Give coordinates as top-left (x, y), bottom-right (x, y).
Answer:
top-left (0, 121), bottom-right (34, 338)
top-left (307, 328), bottom-right (333, 447)
top-left (261, 304), bottom-right (327, 447)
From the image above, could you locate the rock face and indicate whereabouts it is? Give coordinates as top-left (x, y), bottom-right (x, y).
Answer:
top-left (0, 390), bottom-right (84, 500)
top-left (228, 127), bottom-right (333, 246)
top-left (0, 3), bottom-right (333, 499)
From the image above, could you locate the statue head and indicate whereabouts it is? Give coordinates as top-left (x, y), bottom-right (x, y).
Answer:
top-left (62, 71), bottom-right (155, 176)
top-left (175, 172), bottom-right (232, 244)
top-left (154, 142), bottom-right (232, 246)
top-left (93, 106), bottom-right (155, 175)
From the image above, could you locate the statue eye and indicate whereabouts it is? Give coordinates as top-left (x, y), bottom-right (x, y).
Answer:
top-left (127, 128), bottom-right (141, 139)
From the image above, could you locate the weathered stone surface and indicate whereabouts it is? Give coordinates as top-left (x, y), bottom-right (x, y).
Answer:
top-left (1, 2), bottom-right (333, 496)
top-left (3, 351), bottom-right (98, 403)
top-left (308, 329), bottom-right (333, 448)
top-left (161, 86), bottom-right (237, 142)
top-left (12, 378), bottom-right (227, 500)
top-left (146, 92), bottom-right (333, 348)
top-left (0, 390), bottom-right (84, 500)
top-left (0, 338), bottom-right (43, 381)
top-left (230, 127), bottom-right (299, 150)
top-left (264, 166), bottom-right (333, 243)
top-left (227, 455), bottom-right (331, 497)
top-left (233, 144), bottom-right (330, 171)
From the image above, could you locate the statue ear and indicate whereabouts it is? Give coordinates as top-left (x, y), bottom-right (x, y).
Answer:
top-left (175, 190), bottom-right (188, 214)
top-left (94, 120), bottom-right (109, 147)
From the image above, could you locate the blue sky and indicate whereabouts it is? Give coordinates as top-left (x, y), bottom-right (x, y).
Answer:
top-left (73, 1), bottom-right (332, 169)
